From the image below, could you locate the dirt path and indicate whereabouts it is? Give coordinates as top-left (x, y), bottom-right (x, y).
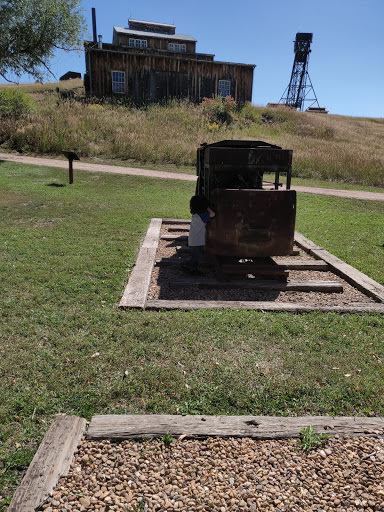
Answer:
top-left (1, 152), bottom-right (384, 201)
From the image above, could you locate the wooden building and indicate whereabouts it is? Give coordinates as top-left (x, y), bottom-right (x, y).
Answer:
top-left (84, 19), bottom-right (255, 103)
top-left (60, 71), bottom-right (82, 81)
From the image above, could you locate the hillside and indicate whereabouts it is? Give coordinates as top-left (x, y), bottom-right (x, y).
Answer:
top-left (1, 79), bottom-right (383, 187)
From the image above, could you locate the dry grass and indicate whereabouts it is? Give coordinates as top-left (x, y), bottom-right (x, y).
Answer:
top-left (0, 80), bottom-right (383, 186)
top-left (0, 78), bottom-right (84, 96)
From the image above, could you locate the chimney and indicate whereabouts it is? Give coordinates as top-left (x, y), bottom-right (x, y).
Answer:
top-left (98, 35), bottom-right (103, 49)
top-left (92, 8), bottom-right (97, 43)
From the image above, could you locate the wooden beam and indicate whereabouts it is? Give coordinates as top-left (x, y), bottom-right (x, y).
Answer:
top-left (168, 226), bottom-right (190, 232)
top-left (87, 414), bottom-right (384, 441)
top-left (294, 231), bottom-right (323, 252)
top-left (119, 218), bottom-right (162, 308)
top-left (145, 299), bottom-right (384, 313)
top-left (156, 257), bottom-right (185, 265)
top-left (8, 415), bottom-right (86, 512)
top-left (220, 265), bottom-right (288, 276)
top-left (272, 260), bottom-right (329, 270)
top-left (295, 231), bottom-right (384, 303)
top-left (160, 234), bottom-right (188, 241)
top-left (163, 218), bottom-right (190, 224)
top-left (169, 279), bottom-right (343, 293)
top-left (156, 257), bottom-right (329, 271)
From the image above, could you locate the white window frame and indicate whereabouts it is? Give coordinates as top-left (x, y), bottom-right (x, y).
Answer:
top-left (218, 79), bottom-right (231, 98)
top-left (129, 38), bottom-right (148, 48)
top-left (168, 42), bottom-right (186, 52)
top-left (112, 71), bottom-right (125, 94)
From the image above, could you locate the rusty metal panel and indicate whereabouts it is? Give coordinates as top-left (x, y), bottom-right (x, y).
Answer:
top-left (206, 189), bottom-right (296, 257)
top-left (205, 147), bottom-right (292, 167)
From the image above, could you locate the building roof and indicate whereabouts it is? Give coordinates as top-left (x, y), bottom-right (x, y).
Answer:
top-left (128, 19), bottom-right (176, 29)
top-left (113, 26), bottom-right (197, 42)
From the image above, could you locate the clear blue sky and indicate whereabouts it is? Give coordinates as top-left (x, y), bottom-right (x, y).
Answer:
top-left (11, 0), bottom-right (384, 117)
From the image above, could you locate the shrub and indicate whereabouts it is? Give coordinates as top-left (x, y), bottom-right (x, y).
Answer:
top-left (201, 96), bottom-right (237, 125)
top-left (0, 88), bottom-right (37, 119)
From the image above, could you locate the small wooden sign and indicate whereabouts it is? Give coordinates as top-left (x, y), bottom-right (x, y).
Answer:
top-left (62, 151), bottom-right (80, 184)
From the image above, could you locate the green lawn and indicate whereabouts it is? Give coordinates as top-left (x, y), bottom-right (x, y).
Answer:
top-left (0, 161), bottom-right (383, 508)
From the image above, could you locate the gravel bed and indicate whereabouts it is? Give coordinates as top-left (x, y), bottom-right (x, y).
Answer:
top-left (44, 435), bottom-right (384, 511)
top-left (148, 225), bottom-right (374, 305)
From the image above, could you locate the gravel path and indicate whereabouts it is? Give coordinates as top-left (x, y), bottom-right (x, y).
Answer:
top-left (44, 435), bottom-right (384, 512)
top-left (1, 152), bottom-right (383, 201)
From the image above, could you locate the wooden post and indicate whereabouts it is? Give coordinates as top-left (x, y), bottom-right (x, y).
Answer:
top-left (69, 157), bottom-right (73, 184)
top-left (62, 151), bottom-right (79, 185)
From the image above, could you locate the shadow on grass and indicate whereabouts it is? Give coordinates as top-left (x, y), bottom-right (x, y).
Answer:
top-left (46, 182), bottom-right (66, 187)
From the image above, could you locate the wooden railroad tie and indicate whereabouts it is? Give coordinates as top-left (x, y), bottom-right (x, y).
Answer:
top-left (145, 299), bottom-right (384, 313)
top-left (162, 218), bottom-right (191, 224)
top-left (87, 414), bottom-right (384, 441)
top-left (167, 226), bottom-right (190, 232)
top-left (295, 231), bottom-right (384, 303)
top-left (8, 415), bottom-right (86, 512)
top-left (169, 279), bottom-right (343, 293)
top-left (161, 234), bottom-right (188, 241)
top-left (156, 258), bottom-right (329, 271)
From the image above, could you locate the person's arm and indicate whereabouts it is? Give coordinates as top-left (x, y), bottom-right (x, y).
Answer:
top-left (207, 207), bottom-right (215, 218)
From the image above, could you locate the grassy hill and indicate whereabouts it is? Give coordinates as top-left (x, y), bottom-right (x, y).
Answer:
top-left (1, 79), bottom-right (384, 187)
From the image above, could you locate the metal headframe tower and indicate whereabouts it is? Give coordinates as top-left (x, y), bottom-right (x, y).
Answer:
top-left (280, 33), bottom-right (320, 111)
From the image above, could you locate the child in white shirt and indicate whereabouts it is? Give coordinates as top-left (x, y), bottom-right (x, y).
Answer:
top-left (183, 195), bottom-right (215, 273)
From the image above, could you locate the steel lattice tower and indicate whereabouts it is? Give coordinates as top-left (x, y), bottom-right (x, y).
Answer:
top-left (280, 33), bottom-right (320, 111)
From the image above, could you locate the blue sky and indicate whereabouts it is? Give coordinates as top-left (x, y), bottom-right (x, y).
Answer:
top-left (8, 0), bottom-right (384, 117)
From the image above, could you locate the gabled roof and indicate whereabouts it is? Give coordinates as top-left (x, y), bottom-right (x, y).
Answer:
top-left (113, 26), bottom-right (197, 42)
top-left (128, 19), bottom-right (176, 29)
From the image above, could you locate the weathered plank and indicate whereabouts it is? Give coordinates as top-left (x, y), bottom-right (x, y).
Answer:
top-left (87, 414), bottom-right (384, 441)
top-left (270, 259), bottom-right (329, 270)
top-left (311, 248), bottom-right (384, 303)
top-left (146, 299), bottom-right (384, 313)
top-left (156, 257), bottom-right (327, 271)
top-left (161, 234), bottom-right (188, 241)
top-left (168, 226), bottom-right (190, 232)
top-left (295, 231), bottom-right (384, 303)
top-left (156, 257), bottom-right (185, 265)
top-left (220, 266), bottom-right (288, 276)
top-left (163, 218), bottom-right (190, 224)
top-left (169, 279), bottom-right (343, 293)
top-left (119, 218), bottom-right (162, 308)
top-left (8, 415), bottom-right (86, 512)
top-left (294, 231), bottom-right (323, 252)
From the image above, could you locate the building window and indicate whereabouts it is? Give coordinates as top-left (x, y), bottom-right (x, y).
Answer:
top-left (112, 71), bottom-right (125, 93)
top-left (218, 80), bottom-right (231, 97)
top-left (168, 43), bottom-right (186, 52)
top-left (129, 38), bottom-right (147, 48)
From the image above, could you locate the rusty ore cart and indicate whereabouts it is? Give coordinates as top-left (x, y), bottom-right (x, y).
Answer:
top-left (196, 140), bottom-right (296, 277)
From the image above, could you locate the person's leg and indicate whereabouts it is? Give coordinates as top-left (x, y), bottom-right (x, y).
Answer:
top-left (184, 246), bottom-right (203, 270)
top-left (193, 246), bottom-right (204, 269)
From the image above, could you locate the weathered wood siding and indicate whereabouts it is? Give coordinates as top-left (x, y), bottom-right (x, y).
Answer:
top-left (116, 33), bottom-right (196, 53)
top-left (85, 44), bottom-right (254, 103)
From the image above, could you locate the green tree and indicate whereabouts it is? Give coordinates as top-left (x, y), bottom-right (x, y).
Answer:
top-left (0, 0), bottom-right (86, 82)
